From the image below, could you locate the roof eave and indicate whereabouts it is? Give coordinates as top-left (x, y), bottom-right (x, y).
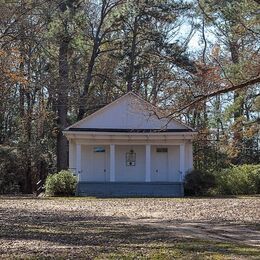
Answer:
top-left (63, 130), bottom-right (198, 137)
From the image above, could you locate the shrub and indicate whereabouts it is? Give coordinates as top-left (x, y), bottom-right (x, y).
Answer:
top-left (0, 146), bottom-right (24, 194)
top-left (184, 169), bottom-right (216, 196)
top-left (45, 170), bottom-right (77, 196)
top-left (215, 164), bottom-right (260, 195)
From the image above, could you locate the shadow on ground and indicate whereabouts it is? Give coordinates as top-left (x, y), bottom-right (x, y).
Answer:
top-left (0, 203), bottom-right (259, 259)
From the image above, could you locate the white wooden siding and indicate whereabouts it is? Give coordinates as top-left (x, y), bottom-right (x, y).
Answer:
top-left (70, 93), bottom-right (188, 130)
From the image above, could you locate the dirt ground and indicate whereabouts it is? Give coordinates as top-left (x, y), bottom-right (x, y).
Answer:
top-left (0, 196), bottom-right (259, 259)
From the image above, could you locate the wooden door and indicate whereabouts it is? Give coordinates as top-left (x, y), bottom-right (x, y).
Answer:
top-left (92, 147), bottom-right (107, 181)
top-left (152, 147), bottom-right (168, 182)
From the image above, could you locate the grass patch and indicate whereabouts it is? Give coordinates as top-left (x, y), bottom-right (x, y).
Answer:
top-left (95, 240), bottom-right (260, 260)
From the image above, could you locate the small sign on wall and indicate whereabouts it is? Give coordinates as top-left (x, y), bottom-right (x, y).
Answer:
top-left (126, 150), bottom-right (136, 166)
top-left (94, 147), bottom-right (105, 152)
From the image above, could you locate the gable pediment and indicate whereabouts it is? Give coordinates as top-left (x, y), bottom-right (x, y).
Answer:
top-left (66, 92), bottom-right (193, 131)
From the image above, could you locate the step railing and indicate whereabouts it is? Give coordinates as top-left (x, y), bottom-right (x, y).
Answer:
top-left (69, 168), bottom-right (81, 182)
top-left (179, 171), bottom-right (183, 182)
top-left (69, 168), bottom-right (81, 196)
top-left (36, 179), bottom-right (44, 196)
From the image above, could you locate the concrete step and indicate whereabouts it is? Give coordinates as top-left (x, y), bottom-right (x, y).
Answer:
top-left (77, 182), bottom-right (184, 197)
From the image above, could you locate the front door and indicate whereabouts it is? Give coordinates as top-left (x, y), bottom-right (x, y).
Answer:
top-left (152, 147), bottom-right (168, 182)
top-left (92, 146), bottom-right (107, 181)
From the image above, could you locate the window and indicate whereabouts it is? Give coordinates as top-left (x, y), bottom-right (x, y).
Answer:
top-left (94, 147), bottom-right (105, 153)
top-left (126, 149), bottom-right (136, 166)
top-left (156, 148), bottom-right (168, 153)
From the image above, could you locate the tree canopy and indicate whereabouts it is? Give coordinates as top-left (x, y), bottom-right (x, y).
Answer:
top-left (0, 0), bottom-right (259, 193)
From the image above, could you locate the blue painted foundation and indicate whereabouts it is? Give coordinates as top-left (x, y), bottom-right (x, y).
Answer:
top-left (76, 182), bottom-right (184, 197)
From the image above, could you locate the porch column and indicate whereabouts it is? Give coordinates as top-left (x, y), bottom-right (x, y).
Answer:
top-left (179, 143), bottom-right (185, 182)
top-left (76, 143), bottom-right (82, 181)
top-left (68, 140), bottom-right (74, 170)
top-left (110, 144), bottom-right (115, 182)
top-left (145, 144), bottom-right (151, 182)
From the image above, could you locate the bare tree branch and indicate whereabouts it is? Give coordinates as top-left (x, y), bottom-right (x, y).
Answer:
top-left (170, 76), bottom-right (260, 116)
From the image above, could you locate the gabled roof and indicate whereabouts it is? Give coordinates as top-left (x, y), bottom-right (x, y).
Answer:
top-left (65, 92), bottom-right (195, 132)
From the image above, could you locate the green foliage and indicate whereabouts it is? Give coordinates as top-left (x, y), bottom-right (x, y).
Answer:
top-left (193, 140), bottom-right (229, 173)
top-left (215, 164), bottom-right (260, 195)
top-left (185, 165), bottom-right (260, 196)
top-left (0, 146), bottom-right (24, 194)
top-left (1, 0), bottom-right (259, 195)
top-left (184, 169), bottom-right (216, 196)
top-left (45, 170), bottom-right (77, 196)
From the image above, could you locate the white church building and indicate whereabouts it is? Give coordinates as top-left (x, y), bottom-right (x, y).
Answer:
top-left (63, 92), bottom-right (197, 197)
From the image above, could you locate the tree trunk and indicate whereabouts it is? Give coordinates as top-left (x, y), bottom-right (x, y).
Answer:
top-left (230, 40), bottom-right (244, 163)
top-left (77, 0), bottom-right (122, 119)
top-left (56, 37), bottom-right (70, 171)
top-left (126, 17), bottom-right (138, 92)
top-left (78, 41), bottom-right (99, 120)
top-left (230, 41), bottom-right (243, 119)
